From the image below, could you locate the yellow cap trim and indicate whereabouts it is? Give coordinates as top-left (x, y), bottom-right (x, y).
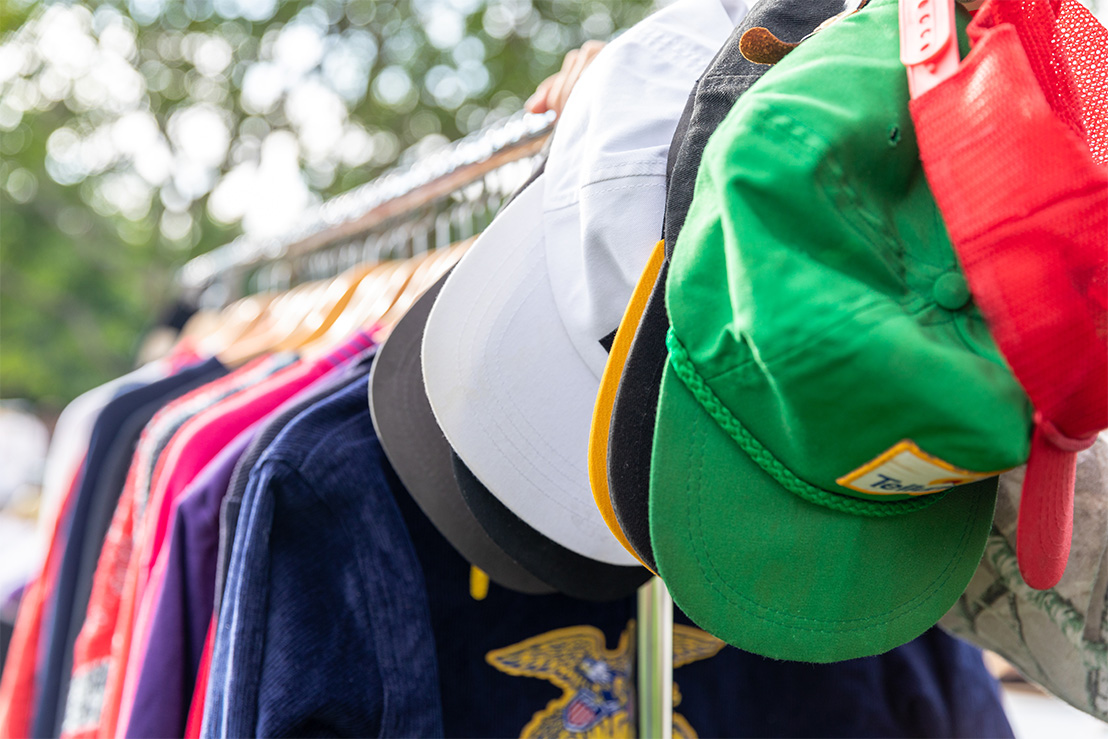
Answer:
top-left (587, 240), bottom-right (665, 572)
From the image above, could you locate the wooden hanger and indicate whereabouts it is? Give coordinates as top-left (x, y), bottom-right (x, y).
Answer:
top-left (209, 200), bottom-right (480, 363)
top-left (369, 201), bottom-right (481, 334)
top-left (192, 292), bottom-right (276, 359)
top-left (218, 280), bottom-right (324, 366)
top-left (299, 260), bottom-right (401, 357)
top-left (271, 261), bottom-right (380, 352)
top-left (299, 252), bottom-right (429, 359)
top-left (357, 250), bottom-right (431, 328)
top-left (178, 309), bottom-right (223, 348)
top-left (375, 237), bottom-right (474, 335)
top-left (299, 214), bottom-right (433, 355)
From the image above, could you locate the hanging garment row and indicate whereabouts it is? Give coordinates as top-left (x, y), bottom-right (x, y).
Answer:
top-left (2, 0), bottom-right (1106, 736)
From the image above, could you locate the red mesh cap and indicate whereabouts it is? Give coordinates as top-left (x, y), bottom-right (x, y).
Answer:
top-left (908, 0), bottom-right (1108, 589)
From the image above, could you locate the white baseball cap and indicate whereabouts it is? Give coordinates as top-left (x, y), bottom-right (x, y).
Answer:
top-left (422, 0), bottom-right (748, 565)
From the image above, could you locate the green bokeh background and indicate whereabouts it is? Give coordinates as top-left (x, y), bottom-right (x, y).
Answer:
top-left (1, 0), bottom-right (1103, 413)
top-left (0, 0), bottom-right (652, 410)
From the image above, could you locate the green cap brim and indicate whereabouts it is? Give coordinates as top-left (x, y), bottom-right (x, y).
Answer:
top-left (650, 362), bottom-right (997, 663)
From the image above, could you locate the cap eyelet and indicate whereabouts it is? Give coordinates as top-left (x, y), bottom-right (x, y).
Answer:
top-left (933, 271), bottom-right (970, 311)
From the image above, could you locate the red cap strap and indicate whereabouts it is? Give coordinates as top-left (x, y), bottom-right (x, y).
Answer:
top-left (899, 0), bottom-right (961, 97)
top-left (1036, 412), bottom-right (1100, 455)
top-left (906, 0), bottom-right (1108, 589)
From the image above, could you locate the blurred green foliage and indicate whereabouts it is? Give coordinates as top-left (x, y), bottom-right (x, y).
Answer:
top-left (0, 0), bottom-right (652, 410)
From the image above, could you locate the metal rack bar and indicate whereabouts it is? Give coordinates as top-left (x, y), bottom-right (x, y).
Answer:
top-left (178, 110), bottom-right (556, 291)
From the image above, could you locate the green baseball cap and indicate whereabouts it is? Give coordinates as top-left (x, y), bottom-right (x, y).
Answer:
top-left (650, 0), bottom-right (1034, 663)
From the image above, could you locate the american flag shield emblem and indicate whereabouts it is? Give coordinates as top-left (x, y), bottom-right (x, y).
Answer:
top-left (564, 691), bottom-right (606, 732)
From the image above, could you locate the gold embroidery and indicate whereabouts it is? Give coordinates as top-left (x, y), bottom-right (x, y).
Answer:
top-left (485, 622), bottom-right (725, 739)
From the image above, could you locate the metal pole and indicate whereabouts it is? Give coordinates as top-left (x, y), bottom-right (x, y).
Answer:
top-left (636, 576), bottom-right (673, 739)
top-left (177, 112), bottom-right (554, 291)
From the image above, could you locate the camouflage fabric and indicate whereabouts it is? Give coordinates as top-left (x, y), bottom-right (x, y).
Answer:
top-left (940, 434), bottom-right (1108, 720)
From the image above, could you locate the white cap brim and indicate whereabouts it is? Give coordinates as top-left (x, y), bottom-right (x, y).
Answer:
top-left (422, 175), bottom-right (639, 566)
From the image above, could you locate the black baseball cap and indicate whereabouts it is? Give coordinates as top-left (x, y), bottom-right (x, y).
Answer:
top-left (369, 267), bottom-right (555, 594)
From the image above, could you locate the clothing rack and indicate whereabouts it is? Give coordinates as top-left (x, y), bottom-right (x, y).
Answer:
top-left (179, 111), bottom-right (555, 302)
top-left (178, 110), bottom-right (675, 739)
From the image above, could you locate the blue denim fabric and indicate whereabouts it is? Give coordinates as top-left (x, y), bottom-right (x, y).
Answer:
top-left (386, 461), bottom-right (1014, 739)
top-left (214, 351), bottom-right (376, 620)
top-left (203, 364), bottom-right (443, 738)
top-left (669, 625), bottom-right (1014, 738)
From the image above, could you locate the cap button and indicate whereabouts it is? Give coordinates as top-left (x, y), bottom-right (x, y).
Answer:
top-left (933, 271), bottom-right (970, 311)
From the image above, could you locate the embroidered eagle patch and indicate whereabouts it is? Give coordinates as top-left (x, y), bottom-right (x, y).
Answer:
top-left (486, 621), bottom-right (725, 738)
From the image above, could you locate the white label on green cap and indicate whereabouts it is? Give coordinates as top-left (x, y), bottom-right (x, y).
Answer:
top-left (837, 440), bottom-right (998, 496)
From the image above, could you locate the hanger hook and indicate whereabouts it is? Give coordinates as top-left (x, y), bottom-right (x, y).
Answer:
top-left (455, 202), bottom-right (474, 241)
